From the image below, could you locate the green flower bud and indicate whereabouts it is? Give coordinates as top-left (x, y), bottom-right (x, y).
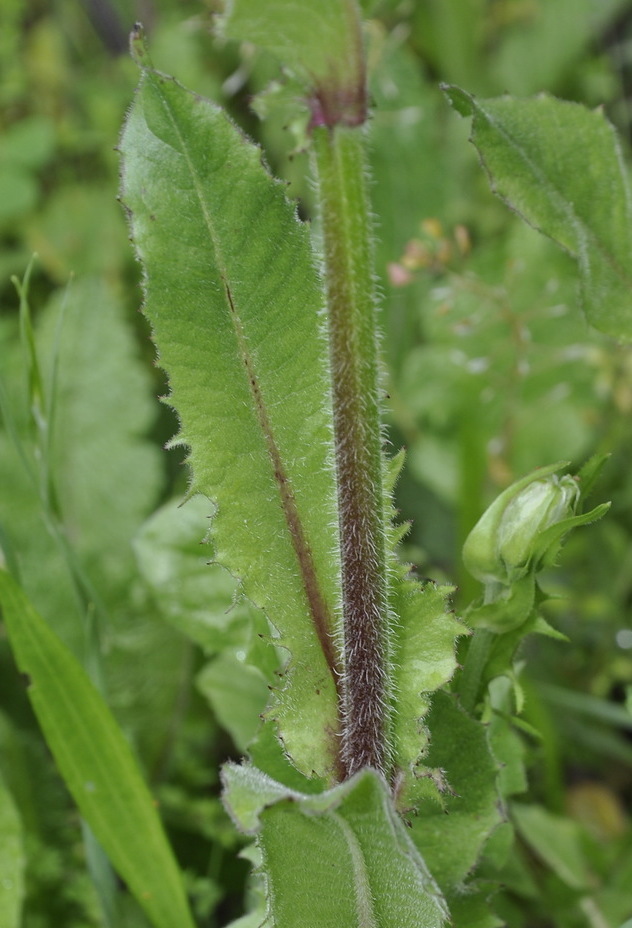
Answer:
top-left (463, 463), bottom-right (579, 586)
top-left (498, 475), bottom-right (579, 578)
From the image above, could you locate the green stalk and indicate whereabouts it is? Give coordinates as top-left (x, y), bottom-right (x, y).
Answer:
top-left (312, 125), bottom-right (389, 778)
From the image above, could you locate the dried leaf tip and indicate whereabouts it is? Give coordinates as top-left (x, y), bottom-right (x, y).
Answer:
top-left (129, 23), bottom-right (149, 67)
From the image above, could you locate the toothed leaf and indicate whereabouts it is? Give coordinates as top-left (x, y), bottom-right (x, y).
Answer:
top-left (120, 60), bottom-right (342, 779)
top-left (444, 88), bottom-right (632, 340)
top-left (411, 692), bottom-right (503, 894)
top-left (390, 576), bottom-right (462, 800)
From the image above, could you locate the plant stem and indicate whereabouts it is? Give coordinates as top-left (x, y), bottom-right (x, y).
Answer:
top-left (312, 125), bottom-right (389, 778)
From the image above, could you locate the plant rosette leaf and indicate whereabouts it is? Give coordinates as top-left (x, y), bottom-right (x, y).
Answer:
top-left (221, 0), bottom-right (367, 127)
top-left (443, 87), bottom-right (632, 340)
top-left (120, 46), bottom-right (344, 780)
top-left (222, 762), bottom-right (449, 928)
top-left (0, 570), bottom-right (196, 928)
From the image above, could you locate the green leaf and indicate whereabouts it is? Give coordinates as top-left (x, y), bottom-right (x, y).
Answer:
top-left (489, 0), bottom-right (631, 96)
top-left (487, 677), bottom-right (528, 799)
top-left (40, 279), bottom-right (163, 584)
top-left (511, 803), bottom-right (591, 891)
top-left (133, 495), bottom-right (263, 655)
top-left (538, 682), bottom-right (632, 730)
top-left (196, 654), bottom-right (269, 751)
top-left (0, 570), bottom-right (196, 928)
top-left (246, 721), bottom-right (328, 794)
top-left (390, 573), bottom-right (462, 798)
top-left (120, 60), bottom-right (342, 778)
top-left (447, 891), bottom-right (503, 928)
top-left (444, 87), bottom-right (632, 340)
top-left (0, 773), bottom-right (24, 928)
top-left (222, 763), bottom-right (449, 927)
top-left (411, 692), bottom-right (503, 894)
top-left (222, 0), bottom-right (367, 126)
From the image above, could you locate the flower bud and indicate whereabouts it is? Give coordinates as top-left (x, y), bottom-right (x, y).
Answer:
top-left (498, 476), bottom-right (579, 578)
top-left (463, 463), bottom-right (579, 586)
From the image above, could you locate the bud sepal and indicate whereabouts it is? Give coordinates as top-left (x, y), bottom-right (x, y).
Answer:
top-left (463, 461), bottom-right (609, 594)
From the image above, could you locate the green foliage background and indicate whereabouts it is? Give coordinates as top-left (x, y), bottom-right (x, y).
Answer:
top-left (1, 1), bottom-right (632, 926)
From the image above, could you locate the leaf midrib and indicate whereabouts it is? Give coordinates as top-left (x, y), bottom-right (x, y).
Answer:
top-left (143, 70), bottom-right (343, 694)
top-left (331, 810), bottom-right (378, 928)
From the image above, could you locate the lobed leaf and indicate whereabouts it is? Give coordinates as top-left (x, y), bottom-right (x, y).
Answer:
top-left (120, 56), bottom-right (343, 779)
top-left (384, 454), bottom-right (462, 798)
top-left (0, 570), bottom-right (195, 928)
top-left (444, 87), bottom-right (632, 340)
top-left (389, 573), bottom-right (462, 800)
top-left (222, 763), bottom-right (449, 928)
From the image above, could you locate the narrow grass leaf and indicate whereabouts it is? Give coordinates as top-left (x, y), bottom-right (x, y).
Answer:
top-left (120, 54), bottom-right (342, 779)
top-left (539, 682), bottom-right (632, 730)
top-left (0, 773), bottom-right (24, 928)
top-left (445, 87), bottom-right (632, 340)
top-left (0, 570), bottom-right (196, 928)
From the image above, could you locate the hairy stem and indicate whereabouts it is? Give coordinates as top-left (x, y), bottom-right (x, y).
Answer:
top-left (312, 125), bottom-right (389, 777)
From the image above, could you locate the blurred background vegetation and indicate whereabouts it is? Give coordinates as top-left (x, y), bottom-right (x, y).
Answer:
top-left (1, 1), bottom-right (632, 925)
